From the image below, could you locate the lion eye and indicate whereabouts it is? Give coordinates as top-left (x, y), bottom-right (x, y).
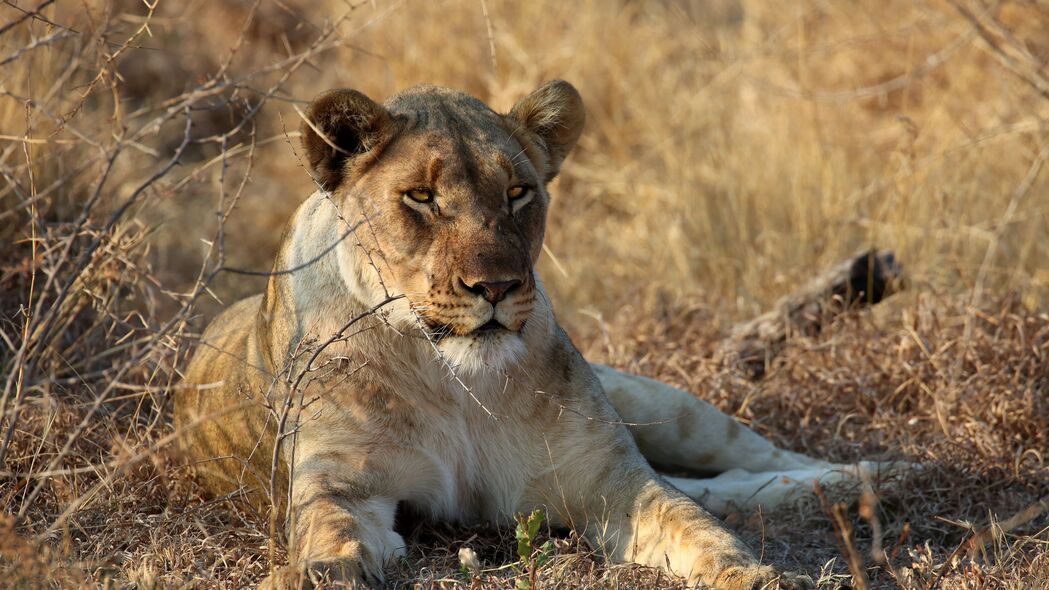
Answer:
top-left (507, 185), bottom-right (530, 200)
top-left (406, 188), bottom-right (434, 203)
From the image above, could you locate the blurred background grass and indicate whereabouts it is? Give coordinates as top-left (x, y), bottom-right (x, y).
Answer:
top-left (7, 0), bottom-right (1048, 326)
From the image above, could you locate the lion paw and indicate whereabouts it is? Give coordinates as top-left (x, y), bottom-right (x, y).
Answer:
top-left (713, 564), bottom-right (814, 590)
top-left (259, 556), bottom-right (384, 590)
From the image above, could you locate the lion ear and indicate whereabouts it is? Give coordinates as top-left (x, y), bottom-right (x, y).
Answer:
top-left (507, 80), bottom-right (585, 182)
top-left (301, 89), bottom-right (392, 191)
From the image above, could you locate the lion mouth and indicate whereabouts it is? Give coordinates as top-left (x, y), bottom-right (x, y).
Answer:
top-left (419, 317), bottom-right (510, 342)
top-left (475, 319), bottom-right (506, 333)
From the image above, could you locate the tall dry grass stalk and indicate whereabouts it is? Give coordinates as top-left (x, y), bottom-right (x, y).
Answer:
top-left (1, 0), bottom-right (1046, 588)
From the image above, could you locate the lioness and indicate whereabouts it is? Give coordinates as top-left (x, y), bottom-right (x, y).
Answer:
top-left (177, 81), bottom-right (872, 589)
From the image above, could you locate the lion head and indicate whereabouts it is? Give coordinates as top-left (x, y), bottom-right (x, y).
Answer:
top-left (300, 81), bottom-right (585, 371)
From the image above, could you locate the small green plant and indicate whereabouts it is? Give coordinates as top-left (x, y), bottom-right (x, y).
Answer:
top-left (513, 508), bottom-right (555, 589)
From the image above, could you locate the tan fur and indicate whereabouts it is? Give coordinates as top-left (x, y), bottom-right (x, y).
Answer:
top-left (176, 81), bottom-right (826, 589)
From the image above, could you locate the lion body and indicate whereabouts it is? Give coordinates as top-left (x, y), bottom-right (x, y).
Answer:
top-left (174, 82), bottom-right (858, 589)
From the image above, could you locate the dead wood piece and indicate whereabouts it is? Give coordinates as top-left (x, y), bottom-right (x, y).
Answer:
top-left (718, 249), bottom-right (904, 379)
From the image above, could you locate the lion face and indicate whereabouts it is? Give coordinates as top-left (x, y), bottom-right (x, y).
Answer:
top-left (301, 82), bottom-right (585, 370)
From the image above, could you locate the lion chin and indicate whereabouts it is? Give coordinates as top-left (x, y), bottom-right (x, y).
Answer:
top-left (435, 330), bottom-right (527, 375)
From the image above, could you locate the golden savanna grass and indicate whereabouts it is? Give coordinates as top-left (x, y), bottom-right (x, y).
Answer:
top-left (1, 0), bottom-right (1047, 588)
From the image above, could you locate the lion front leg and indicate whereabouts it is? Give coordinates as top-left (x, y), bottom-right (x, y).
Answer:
top-left (566, 460), bottom-right (812, 589)
top-left (625, 478), bottom-right (813, 590)
top-left (261, 455), bottom-right (406, 590)
top-left (535, 422), bottom-right (811, 590)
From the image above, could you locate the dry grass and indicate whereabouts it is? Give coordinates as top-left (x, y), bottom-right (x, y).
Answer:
top-left (1, 0), bottom-right (1047, 588)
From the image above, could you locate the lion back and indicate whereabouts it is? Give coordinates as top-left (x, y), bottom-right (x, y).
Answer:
top-left (174, 294), bottom-right (284, 509)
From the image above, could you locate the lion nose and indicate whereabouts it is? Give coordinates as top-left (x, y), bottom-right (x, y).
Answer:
top-left (461, 279), bottom-right (522, 304)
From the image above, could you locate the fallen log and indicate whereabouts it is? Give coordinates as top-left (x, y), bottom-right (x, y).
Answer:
top-left (718, 249), bottom-right (904, 379)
